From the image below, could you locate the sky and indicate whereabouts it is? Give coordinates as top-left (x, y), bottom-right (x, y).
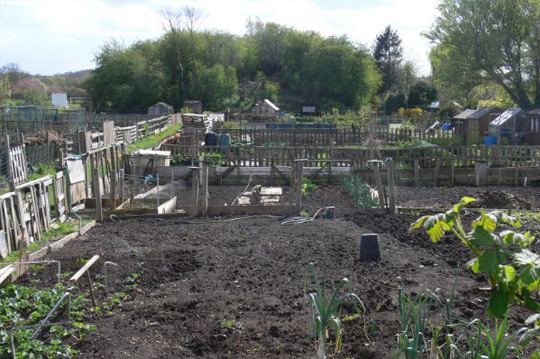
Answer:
top-left (0, 0), bottom-right (440, 77)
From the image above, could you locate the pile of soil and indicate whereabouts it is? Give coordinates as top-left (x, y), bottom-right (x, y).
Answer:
top-left (393, 186), bottom-right (540, 210)
top-left (12, 185), bottom-right (540, 358)
top-left (468, 190), bottom-right (533, 209)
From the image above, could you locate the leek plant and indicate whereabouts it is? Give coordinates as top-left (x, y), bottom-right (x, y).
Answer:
top-left (340, 174), bottom-right (378, 209)
top-left (451, 314), bottom-right (526, 359)
top-left (308, 263), bottom-right (364, 359)
top-left (393, 287), bottom-right (434, 359)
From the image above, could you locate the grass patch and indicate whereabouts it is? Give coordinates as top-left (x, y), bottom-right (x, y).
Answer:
top-left (27, 163), bottom-right (56, 181)
top-left (220, 319), bottom-right (243, 329)
top-left (1, 219), bottom-right (93, 264)
top-left (127, 124), bottom-right (182, 152)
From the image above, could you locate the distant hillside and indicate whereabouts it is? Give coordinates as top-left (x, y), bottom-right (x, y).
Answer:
top-left (52, 69), bottom-right (92, 78)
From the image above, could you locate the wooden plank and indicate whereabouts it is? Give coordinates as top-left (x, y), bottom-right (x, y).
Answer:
top-left (103, 120), bottom-right (115, 145)
top-left (0, 265), bottom-right (15, 285)
top-left (0, 230), bottom-right (8, 258)
top-left (69, 255), bottom-right (100, 282)
top-left (0, 200), bottom-right (11, 254)
top-left (157, 197), bottom-right (177, 214)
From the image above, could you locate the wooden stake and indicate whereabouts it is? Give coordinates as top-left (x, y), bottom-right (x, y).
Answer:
top-left (414, 159), bottom-right (419, 187)
top-left (433, 158), bottom-right (440, 187)
top-left (295, 159), bottom-right (306, 213)
top-left (451, 160), bottom-right (455, 186)
top-left (119, 169), bottom-right (125, 203)
top-left (202, 161), bottom-right (209, 216)
top-left (111, 171), bottom-right (117, 210)
top-left (191, 168), bottom-right (200, 206)
top-left (371, 161), bottom-right (385, 210)
top-left (92, 168), bottom-right (103, 222)
top-left (386, 158), bottom-right (396, 214)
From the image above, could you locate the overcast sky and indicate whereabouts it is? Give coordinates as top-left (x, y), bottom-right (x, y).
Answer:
top-left (0, 0), bottom-right (440, 76)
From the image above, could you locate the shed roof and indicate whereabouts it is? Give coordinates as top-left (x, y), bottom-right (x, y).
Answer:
top-left (453, 109), bottom-right (477, 120)
top-left (490, 108), bottom-right (524, 127)
top-left (150, 102), bottom-right (173, 109)
top-left (263, 99), bottom-right (279, 111)
top-left (468, 106), bottom-right (498, 120)
top-left (528, 108), bottom-right (540, 115)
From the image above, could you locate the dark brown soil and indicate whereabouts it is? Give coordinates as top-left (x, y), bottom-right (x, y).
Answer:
top-left (16, 185), bottom-right (540, 358)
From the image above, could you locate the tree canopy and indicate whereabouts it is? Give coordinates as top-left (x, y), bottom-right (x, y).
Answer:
top-left (427, 0), bottom-right (540, 110)
top-left (373, 25), bottom-right (403, 96)
top-left (85, 20), bottom-right (381, 112)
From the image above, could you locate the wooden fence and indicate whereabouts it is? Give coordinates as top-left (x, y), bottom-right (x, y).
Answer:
top-left (115, 116), bottom-right (171, 145)
top-left (160, 143), bottom-right (540, 169)
top-left (0, 108), bottom-right (161, 135)
top-left (0, 138), bottom-right (123, 259)
top-left (214, 127), bottom-right (458, 146)
top-left (76, 115), bottom-right (172, 153)
top-left (0, 142), bottom-right (65, 259)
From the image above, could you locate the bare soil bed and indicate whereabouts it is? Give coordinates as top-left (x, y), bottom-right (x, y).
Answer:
top-left (18, 185), bottom-right (540, 358)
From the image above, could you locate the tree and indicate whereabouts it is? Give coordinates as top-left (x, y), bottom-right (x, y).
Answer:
top-left (86, 40), bottom-right (165, 112)
top-left (426, 0), bottom-right (540, 110)
top-left (407, 81), bottom-right (438, 108)
top-left (11, 77), bottom-right (49, 105)
top-left (0, 74), bottom-right (12, 104)
top-left (246, 19), bottom-right (290, 76)
top-left (302, 36), bottom-right (381, 110)
top-left (373, 26), bottom-right (403, 95)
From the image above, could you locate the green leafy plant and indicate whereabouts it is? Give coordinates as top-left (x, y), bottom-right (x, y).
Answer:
top-left (220, 319), bottom-right (243, 329)
top-left (451, 314), bottom-right (526, 359)
top-left (308, 262), bottom-right (364, 359)
top-left (340, 174), bottom-right (378, 208)
top-left (302, 177), bottom-right (316, 198)
top-left (393, 288), bottom-right (433, 359)
top-left (411, 197), bottom-right (540, 317)
top-left (0, 284), bottom-right (94, 358)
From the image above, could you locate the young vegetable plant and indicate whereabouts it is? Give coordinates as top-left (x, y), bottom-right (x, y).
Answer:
top-left (302, 177), bottom-right (316, 198)
top-left (393, 287), bottom-right (433, 359)
top-left (452, 314), bottom-right (527, 359)
top-left (411, 197), bottom-right (540, 317)
top-left (308, 262), bottom-right (364, 359)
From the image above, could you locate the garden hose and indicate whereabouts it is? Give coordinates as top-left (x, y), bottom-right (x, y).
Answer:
top-left (231, 175), bottom-right (252, 206)
top-left (281, 206), bottom-right (334, 225)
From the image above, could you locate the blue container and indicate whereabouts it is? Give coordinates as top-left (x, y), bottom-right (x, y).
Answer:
top-left (205, 132), bottom-right (217, 146)
top-left (218, 133), bottom-right (231, 146)
top-left (484, 135), bottom-right (497, 145)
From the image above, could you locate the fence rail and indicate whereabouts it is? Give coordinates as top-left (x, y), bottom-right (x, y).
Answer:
top-left (160, 143), bottom-right (540, 169)
top-left (214, 127), bottom-right (458, 146)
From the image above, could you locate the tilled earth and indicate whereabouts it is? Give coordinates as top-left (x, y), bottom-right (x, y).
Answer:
top-left (18, 185), bottom-right (540, 358)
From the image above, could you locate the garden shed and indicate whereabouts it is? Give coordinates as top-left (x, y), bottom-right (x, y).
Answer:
top-left (452, 106), bottom-right (500, 142)
top-left (525, 108), bottom-right (540, 145)
top-left (252, 99), bottom-right (279, 119)
top-left (147, 102), bottom-right (174, 117)
top-left (489, 108), bottom-right (526, 145)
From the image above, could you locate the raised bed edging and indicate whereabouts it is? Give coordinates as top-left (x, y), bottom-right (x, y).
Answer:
top-left (0, 221), bottom-right (97, 285)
